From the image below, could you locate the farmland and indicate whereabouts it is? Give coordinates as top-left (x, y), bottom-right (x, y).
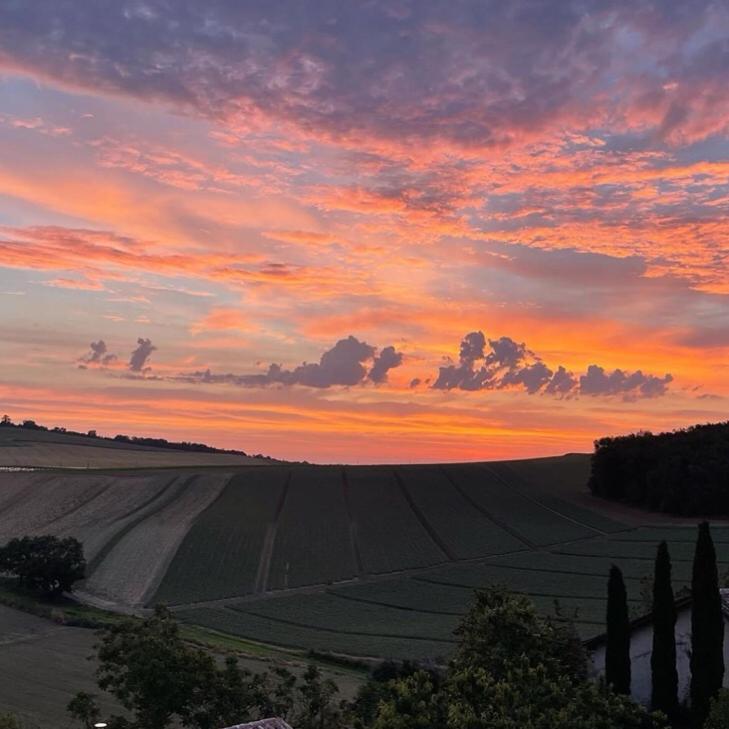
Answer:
top-left (0, 439), bottom-right (726, 664)
top-left (0, 426), bottom-right (268, 469)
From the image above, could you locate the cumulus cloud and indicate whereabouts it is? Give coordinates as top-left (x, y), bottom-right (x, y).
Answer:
top-left (579, 365), bottom-right (673, 400)
top-left (184, 336), bottom-right (403, 389)
top-left (129, 337), bottom-right (156, 372)
top-left (369, 345), bottom-right (404, 383)
top-left (433, 331), bottom-right (673, 400)
top-left (78, 339), bottom-right (117, 368)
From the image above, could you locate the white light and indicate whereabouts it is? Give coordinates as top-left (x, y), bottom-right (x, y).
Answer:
top-left (94, 724), bottom-right (107, 728)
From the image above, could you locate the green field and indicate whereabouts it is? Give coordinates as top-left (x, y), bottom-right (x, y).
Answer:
top-left (1, 439), bottom-right (724, 664)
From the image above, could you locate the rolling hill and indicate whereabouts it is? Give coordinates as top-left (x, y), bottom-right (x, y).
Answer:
top-left (1, 432), bottom-right (726, 663)
top-left (0, 425), bottom-right (270, 469)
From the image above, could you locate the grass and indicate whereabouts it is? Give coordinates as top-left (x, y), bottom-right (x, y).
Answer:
top-left (177, 606), bottom-right (455, 662)
top-left (0, 577), bottom-right (125, 628)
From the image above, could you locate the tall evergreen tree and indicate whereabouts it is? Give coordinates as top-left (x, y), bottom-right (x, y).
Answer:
top-left (606, 564), bottom-right (631, 695)
top-left (651, 541), bottom-right (678, 717)
top-left (691, 521), bottom-right (725, 727)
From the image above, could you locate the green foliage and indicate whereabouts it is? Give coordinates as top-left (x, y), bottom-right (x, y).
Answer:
top-left (366, 587), bottom-right (665, 729)
top-left (371, 671), bottom-right (447, 729)
top-left (0, 714), bottom-right (22, 729)
top-left (691, 522), bottom-right (725, 727)
top-left (68, 605), bottom-right (347, 729)
top-left (453, 586), bottom-right (587, 679)
top-left (589, 422), bottom-right (729, 515)
top-left (0, 535), bottom-right (85, 596)
top-left (445, 662), bottom-right (664, 729)
top-left (67, 692), bottom-right (101, 729)
top-left (706, 689), bottom-right (729, 729)
top-left (294, 664), bottom-right (343, 729)
top-left (651, 541), bottom-right (678, 718)
top-left (606, 565), bottom-right (631, 695)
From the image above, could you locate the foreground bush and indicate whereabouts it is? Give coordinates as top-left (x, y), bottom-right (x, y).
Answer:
top-left (69, 591), bottom-right (664, 729)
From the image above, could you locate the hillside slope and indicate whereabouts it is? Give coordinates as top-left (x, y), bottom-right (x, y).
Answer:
top-left (0, 427), bottom-right (271, 468)
top-left (2, 451), bottom-right (725, 662)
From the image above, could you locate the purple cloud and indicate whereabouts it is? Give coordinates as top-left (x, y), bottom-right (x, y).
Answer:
top-left (129, 337), bottom-right (156, 372)
top-left (78, 339), bottom-right (116, 368)
top-left (184, 336), bottom-right (403, 388)
top-left (433, 331), bottom-right (673, 400)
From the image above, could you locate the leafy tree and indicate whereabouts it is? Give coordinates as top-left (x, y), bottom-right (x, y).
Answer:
top-left (0, 714), bottom-right (22, 729)
top-left (294, 664), bottom-right (343, 729)
top-left (606, 564), bottom-right (631, 695)
top-left (691, 522), bottom-right (725, 727)
top-left (0, 535), bottom-right (85, 596)
top-left (706, 689), bottom-right (729, 729)
top-left (452, 586), bottom-right (586, 679)
top-left (589, 422), bottom-right (729, 515)
top-left (371, 671), bottom-right (447, 729)
top-left (371, 587), bottom-right (665, 729)
top-left (67, 692), bottom-right (101, 729)
top-left (350, 661), bottom-right (436, 728)
top-left (68, 606), bottom-right (345, 729)
top-left (252, 666), bottom-right (297, 722)
top-left (651, 541), bottom-right (678, 718)
top-left (445, 661), bottom-right (665, 729)
top-left (71, 606), bottom-right (225, 729)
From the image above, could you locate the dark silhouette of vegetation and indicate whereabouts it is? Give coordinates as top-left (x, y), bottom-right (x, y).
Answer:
top-left (606, 564), bottom-right (631, 695)
top-left (691, 522), bottom-right (725, 727)
top-left (705, 689), bottom-right (729, 729)
top-left (651, 541), bottom-right (679, 719)
top-left (0, 415), bottom-right (277, 459)
top-left (588, 422), bottom-right (729, 515)
top-left (371, 586), bottom-right (664, 728)
top-left (0, 535), bottom-right (85, 597)
top-left (68, 605), bottom-right (345, 729)
top-left (69, 591), bottom-right (664, 729)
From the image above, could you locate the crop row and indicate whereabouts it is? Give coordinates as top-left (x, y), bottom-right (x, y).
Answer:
top-left (268, 467), bottom-right (357, 590)
top-left (154, 469), bottom-right (289, 604)
top-left (444, 464), bottom-right (597, 546)
top-left (344, 467), bottom-right (445, 573)
top-left (178, 606), bottom-right (455, 661)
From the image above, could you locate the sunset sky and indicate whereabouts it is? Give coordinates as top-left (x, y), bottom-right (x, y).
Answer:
top-left (0, 1), bottom-right (727, 463)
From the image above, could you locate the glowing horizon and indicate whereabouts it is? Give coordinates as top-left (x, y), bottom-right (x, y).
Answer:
top-left (0, 2), bottom-right (727, 463)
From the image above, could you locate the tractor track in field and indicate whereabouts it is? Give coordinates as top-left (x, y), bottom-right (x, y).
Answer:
top-left (392, 469), bottom-right (456, 562)
top-left (253, 471), bottom-right (291, 594)
top-left (439, 465), bottom-right (537, 550)
top-left (38, 476), bottom-right (116, 531)
top-left (86, 474), bottom-right (196, 576)
top-left (153, 521), bottom-right (638, 615)
top-left (483, 462), bottom-right (610, 536)
top-left (220, 604), bottom-right (458, 645)
top-left (341, 468), bottom-right (364, 576)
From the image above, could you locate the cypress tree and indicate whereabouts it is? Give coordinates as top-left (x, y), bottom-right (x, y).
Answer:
top-left (606, 564), bottom-right (631, 694)
top-left (691, 521), bottom-right (725, 726)
top-left (651, 541), bottom-right (678, 717)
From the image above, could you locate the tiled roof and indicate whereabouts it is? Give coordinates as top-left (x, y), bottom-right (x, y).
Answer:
top-left (221, 719), bottom-right (293, 729)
